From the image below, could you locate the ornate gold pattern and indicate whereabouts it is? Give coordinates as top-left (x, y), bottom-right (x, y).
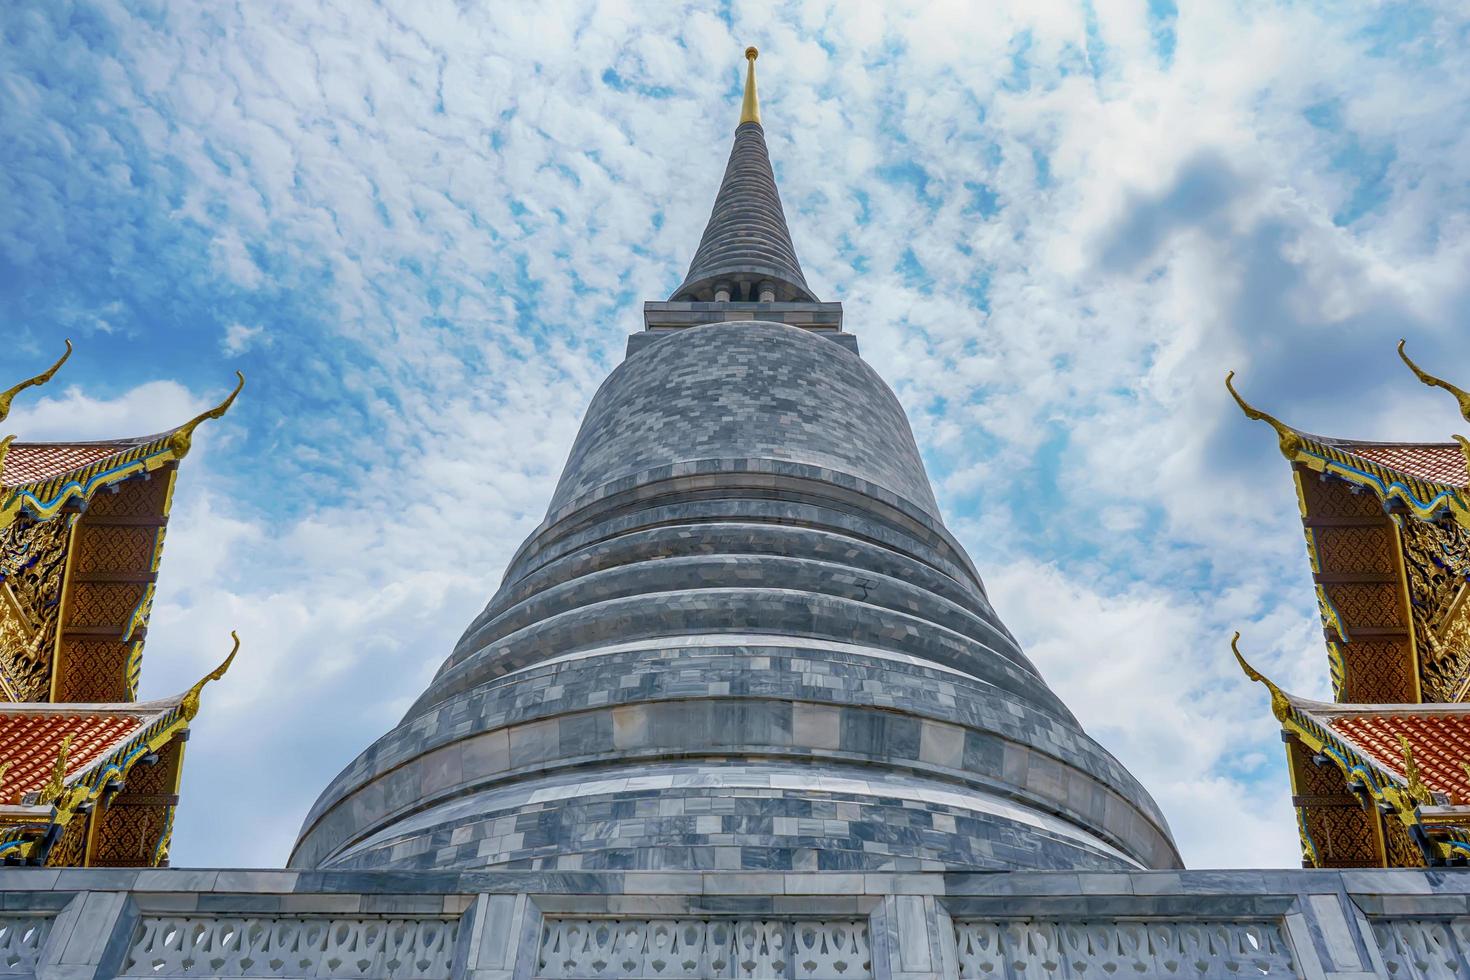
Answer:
top-left (89, 740), bottom-right (179, 867)
top-left (43, 815), bottom-right (88, 868)
top-left (1398, 515), bottom-right (1470, 702)
top-left (1324, 582), bottom-right (1405, 627)
top-left (1339, 640), bottom-right (1415, 704)
top-left (52, 640), bottom-right (129, 703)
top-left (0, 514), bottom-right (72, 702)
top-left (0, 341), bottom-right (71, 425)
top-left (1293, 747), bottom-right (1378, 867)
top-left (1383, 813), bottom-right (1427, 867)
top-left (1316, 525), bottom-right (1395, 574)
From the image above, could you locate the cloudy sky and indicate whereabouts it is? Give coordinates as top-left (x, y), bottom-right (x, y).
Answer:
top-left (3, 0), bottom-right (1469, 869)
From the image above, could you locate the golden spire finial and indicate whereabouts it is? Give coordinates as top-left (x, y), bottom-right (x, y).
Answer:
top-left (739, 46), bottom-right (761, 126)
top-left (166, 371), bottom-right (244, 459)
top-left (1399, 339), bottom-right (1470, 424)
top-left (0, 340), bottom-right (72, 425)
top-left (1231, 632), bottom-right (1292, 722)
top-left (1226, 371), bottom-right (1304, 460)
top-left (1398, 734), bottom-right (1435, 807)
top-left (38, 735), bottom-right (72, 806)
top-left (181, 630), bottom-right (239, 720)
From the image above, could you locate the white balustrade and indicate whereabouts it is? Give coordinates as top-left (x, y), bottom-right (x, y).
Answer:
top-left (120, 915), bottom-right (458, 978)
top-left (954, 918), bottom-right (1296, 978)
top-left (0, 915), bottom-right (51, 976)
top-left (1374, 918), bottom-right (1470, 979)
top-left (538, 918), bottom-right (870, 979)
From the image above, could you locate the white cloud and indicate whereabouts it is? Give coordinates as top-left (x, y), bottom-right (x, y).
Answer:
top-left (5, 382), bottom-right (208, 441)
top-left (221, 323), bottom-right (265, 355)
top-left (6, 0), bottom-right (1467, 871)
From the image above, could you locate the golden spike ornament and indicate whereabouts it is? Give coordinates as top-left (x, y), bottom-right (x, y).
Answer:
top-left (1231, 632), bottom-right (1292, 722)
top-left (181, 630), bottom-right (239, 720)
top-left (1399, 339), bottom-right (1470, 424)
top-left (38, 735), bottom-right (72, 806)
top-left (166, 371), bottom-right (245, 459)
top-left (1225, 372), bottom-right (1303, 460)
top-left (1398, 734), bottom-right (1435, 808)
top-left (0, 761), bottom-right (10, 803)
top-left (740, 46), bottom-right (761, 126)
top-left (0, 340), bottom-right (72, 424)
top-left (0, 434), bottom-right (13, 484)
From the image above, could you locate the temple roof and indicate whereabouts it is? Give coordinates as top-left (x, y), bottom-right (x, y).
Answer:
top-left (3, 435), bottom-right (173, 493)
top-left (0, 703), bottom-right (152, 804)
top-left (671, 48), bottom-right (815, 304)
top-left (1290, 433), bottom-right (1468, 501)
top-left (0, 634), bottom-right (236, 866)
top-left (1307, 702), bottom-right (1470, 806)
top-left (1235, 634), bottom-right (1470, 866)
top-left (1, 372), bottom-right (242, 526)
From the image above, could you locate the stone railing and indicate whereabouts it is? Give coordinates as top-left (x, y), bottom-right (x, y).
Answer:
top-left (3, 866), bottom-right (1468, 978)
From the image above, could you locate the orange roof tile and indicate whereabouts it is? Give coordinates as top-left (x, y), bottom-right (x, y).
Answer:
top-left (0, 712), bottom-right (142, 804)
top-left (1330, 711), bottom-right (1470, 805)
top-left (1, 438), bottom-right (161, 487)
top-left (1344, 443), bottom-right (1469, 488)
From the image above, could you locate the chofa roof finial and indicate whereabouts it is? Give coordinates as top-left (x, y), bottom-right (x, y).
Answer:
top-left (740, 46), bottom-right (761, 126)
top-left (0, 339), bottom-right (72, 425)
top-left (1398, 339), bottom-right (1470, 424)
top-left (167, 371), bottom-right (245, 459)
top-left (1231, 632), bottom-right (1292, 722)
top-left (1225, 372), bottom-right (1303, 460)
top-left (181, 631), bottom-right (240, 720)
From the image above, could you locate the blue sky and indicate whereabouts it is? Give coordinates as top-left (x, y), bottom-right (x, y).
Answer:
top-left (3, 0), bottom-right (1469, 868)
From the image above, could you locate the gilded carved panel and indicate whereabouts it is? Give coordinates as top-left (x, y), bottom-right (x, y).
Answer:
top-left (0, 515), bottom-right (72, 702)
top-left (1399, 516), bottom-right (1470, 702)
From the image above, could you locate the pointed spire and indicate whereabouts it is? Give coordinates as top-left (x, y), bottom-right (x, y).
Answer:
top-left (671, 47), bottom-right (815, 303)
top-left (740, 46), bottom-right (761, 125)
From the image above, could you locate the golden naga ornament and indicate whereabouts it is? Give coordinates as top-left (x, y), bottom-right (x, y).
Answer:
top-left (1231, 632), bottom-right (1292, 722)
top-left (0, 340), bottom-right (71, 425)
top-left (181, 630), bottom-right (240, 721)
top-left (38, 735), bottom-right (72, 807)
top-left (167, 372), bottom-right (245, 459)
top-left (1398, 734), bottom-right (1435, 808)
top-left (1399, 339), bottom-right (1470, 424)
top-left (1225, 372), bottom-right (1303, 460)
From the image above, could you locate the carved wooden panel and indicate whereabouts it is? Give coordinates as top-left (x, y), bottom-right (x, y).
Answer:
top-left (1298, 470), bottom-right (1386, 518)
top-left (1293, 743), bottom-right (1379, 868)
top-left (1340, 640), bottom-right (1416, 704)
top-left (1400, 516), bottom-right (1470, 703)
top-left (0, 514), bottom-right (71, 701)
top-left (91, 740), bottom-right (181, 867)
